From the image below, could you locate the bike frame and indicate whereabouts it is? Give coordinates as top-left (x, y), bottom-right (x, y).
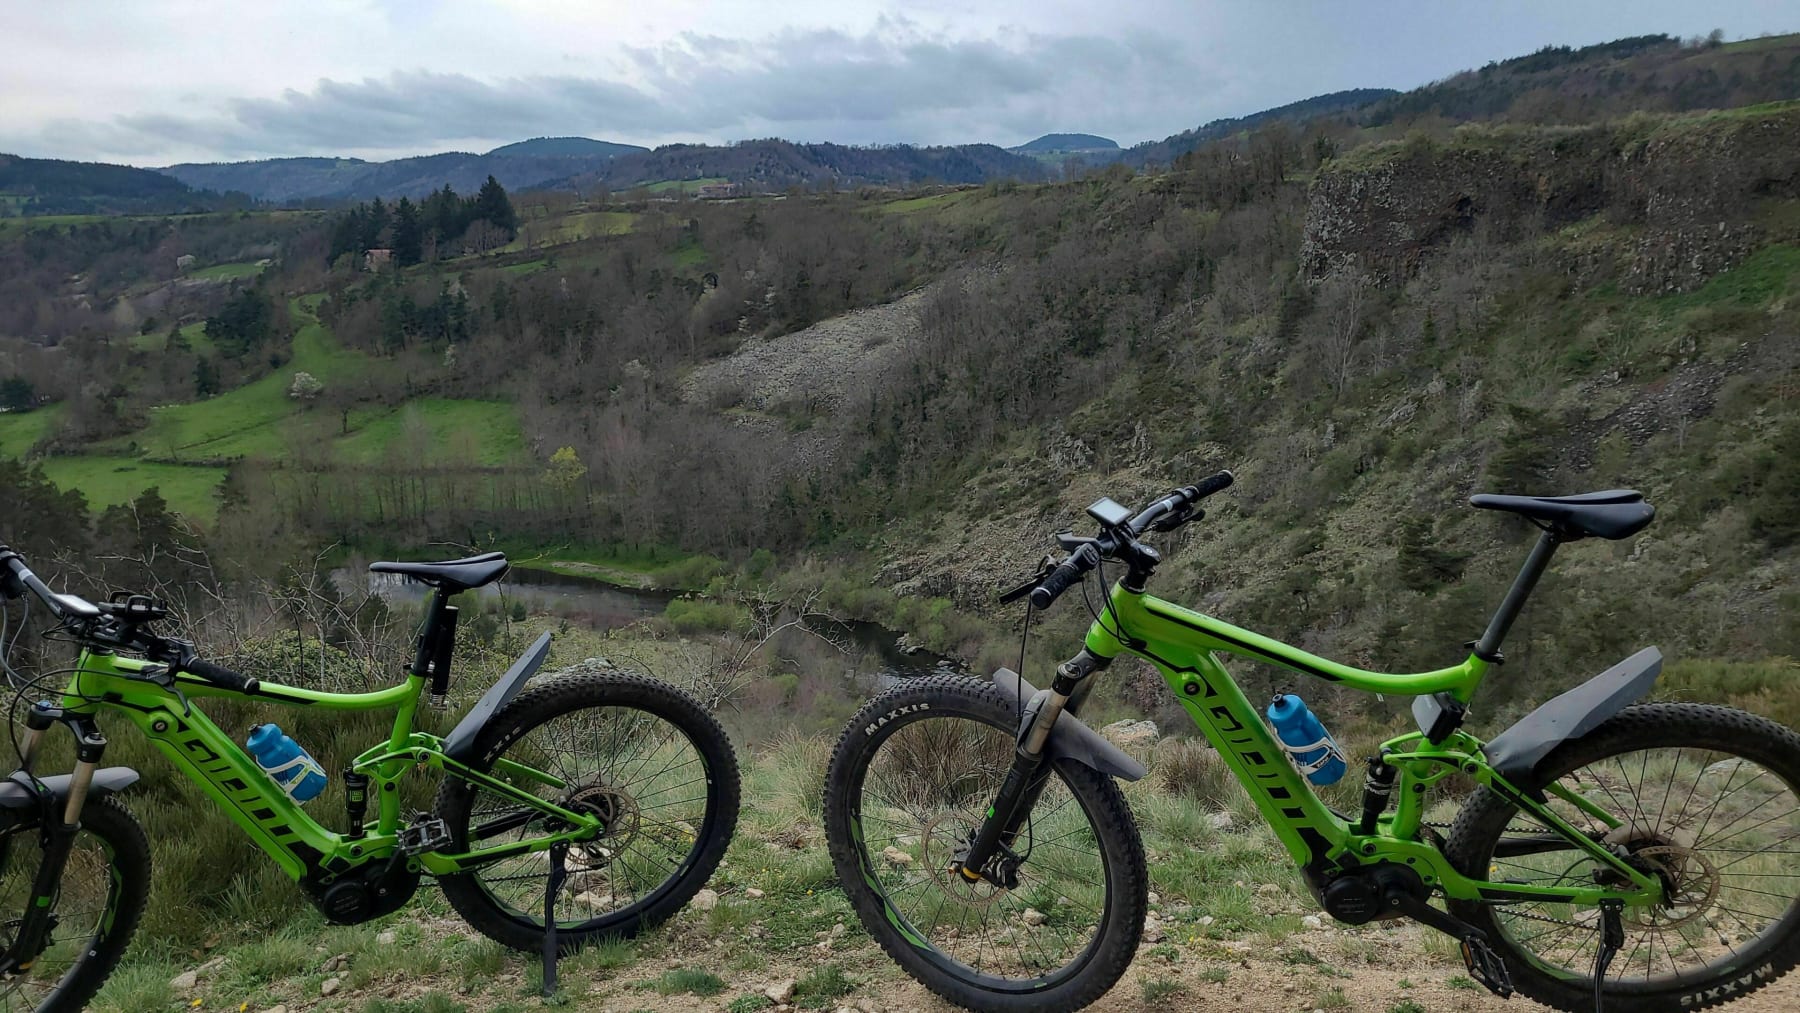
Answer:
top-left (54, 650), bottom-right (601, 882)
top-left (1083, 582), bottom-right (1662, 908)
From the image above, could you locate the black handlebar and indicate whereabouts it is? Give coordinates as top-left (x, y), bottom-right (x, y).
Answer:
top-left (1028, 545), bottom-right (1100, 610)
top-left (1025, 470), bottom-right (1235, 610)
top-left (2, 542), bottom-right (259, 694)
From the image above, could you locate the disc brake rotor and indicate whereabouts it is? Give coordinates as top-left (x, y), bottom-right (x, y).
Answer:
top-left (563, 782), bottom-right (639, 863)
top-left (920, 810), bottom-right (1008, 908)
top-left (1621, 845), bottom-right (1720, 930)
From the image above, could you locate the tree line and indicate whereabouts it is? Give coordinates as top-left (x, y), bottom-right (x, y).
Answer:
top-left (326, 176), bottom-right (518, 268)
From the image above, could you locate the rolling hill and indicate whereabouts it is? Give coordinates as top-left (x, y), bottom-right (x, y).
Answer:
top-left (484, 136), bottom-right (647, 159)
top-left (159, 140), bottom-right (646, 203)
top-left (548, 139), bottom-right (1050, 193)
top-left (1117, 88), bottom-right (1397, 167)
top-left (1011, 133), bottom-right (1119, 153)
top-left (0, 152), bottom-right (205, 216)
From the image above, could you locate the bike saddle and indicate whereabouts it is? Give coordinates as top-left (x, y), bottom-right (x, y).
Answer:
top-left (369, 552), bottom-right (509, 591)
top-left (1469, 490), bottom-right (1653, 541)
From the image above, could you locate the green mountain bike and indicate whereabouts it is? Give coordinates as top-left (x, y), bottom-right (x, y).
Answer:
top-left (824, 473), bottom-right (1800, 1013)
top-left (0, 546), bottom-right (739, 1012)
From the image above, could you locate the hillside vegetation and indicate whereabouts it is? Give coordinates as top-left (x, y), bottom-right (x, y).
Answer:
top-left (0, 40), bottom-right (1791, 693)
top-left (0, 152), bottom-right (212, 216)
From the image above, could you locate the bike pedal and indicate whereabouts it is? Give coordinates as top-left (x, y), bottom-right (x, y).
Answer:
top-left (399, 816), bottom-right (452, 855)
top-left (1460, 937), bottom-right (1515, 998)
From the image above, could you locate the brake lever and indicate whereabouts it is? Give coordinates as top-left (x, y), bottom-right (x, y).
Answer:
top-left (1150, 507), bottom-right (1202, 532)
top-left (998, 554), bottom-right (1059, 605)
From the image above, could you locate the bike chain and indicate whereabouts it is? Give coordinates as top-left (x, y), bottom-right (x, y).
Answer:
top-left (1418, 820), bottom-right (1591, 928)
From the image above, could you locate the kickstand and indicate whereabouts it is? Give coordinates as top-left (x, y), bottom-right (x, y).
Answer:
top-left (1592, 901), bottom-right (1625, 1013)
top-left (542, 842), bottom-right (569, 997)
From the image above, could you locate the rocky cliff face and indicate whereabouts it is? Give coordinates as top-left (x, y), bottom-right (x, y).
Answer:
top-left (1301, 103), bottom-right (1800, 292)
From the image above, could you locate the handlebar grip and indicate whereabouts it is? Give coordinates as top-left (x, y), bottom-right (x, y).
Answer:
top-left (179, 658), bottom-right (259, 695)
top-left (1192, 470), bottom-right (1234, 499)
top-left (1029, 549), bottom-right (1093, 610)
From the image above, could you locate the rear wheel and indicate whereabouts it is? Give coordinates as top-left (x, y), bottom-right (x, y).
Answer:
top-left (435, 672), bottom-right (740, 951)
top-left (0, 795), bottom-right (150, 1013)
top-left (1447, 704), bottom-right (1800, 1013)
top-left (823, 676), bottom-right (1147, 1013)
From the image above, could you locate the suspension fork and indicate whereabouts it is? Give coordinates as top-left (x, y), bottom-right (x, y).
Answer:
top-left (954, 651), bottom-right (1107, 884)
top-left (1, 707), bottom-right (107, 977)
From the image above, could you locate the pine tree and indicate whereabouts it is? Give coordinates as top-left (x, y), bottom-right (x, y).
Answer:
top-left (194, 357), bottom-right (220, 397)
top-left (392, 196), bottom-right (423, 266)
top-left (474, 175), bottom-right (518, 236)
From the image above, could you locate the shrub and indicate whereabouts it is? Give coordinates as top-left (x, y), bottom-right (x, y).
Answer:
top-left (663, 598), bottom-right (750, 633)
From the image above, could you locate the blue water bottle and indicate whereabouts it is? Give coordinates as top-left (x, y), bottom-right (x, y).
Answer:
top-left (246, 724), bottom-right (328, 802)
top-left (1266, 694), bottom-right (1347, 786)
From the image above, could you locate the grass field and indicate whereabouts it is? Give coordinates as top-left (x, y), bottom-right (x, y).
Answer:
top-left (334, 398), bottom-right (526, 466)
top-left (188, 260), bottom-right (266, 281)
top-left (113, 297), bottom-right (380, 461)
top-left (501, 211), bottom-right (635, 253)
top-left (0, 405), bottom-right (61, 457)
top-left (34, 455), bottom-right (225, 519)
top-left (0, 213), bottom-right (109, 236)
top-left (874, 190), bottom-right (975, 215)
top-left (128, 321), bottom-right (212, 353)
top-left (644, 177), bottom-right (728, 194)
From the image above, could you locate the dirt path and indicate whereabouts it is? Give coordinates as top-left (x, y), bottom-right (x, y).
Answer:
top-left (564, 916), bottom-right (1800, 1013)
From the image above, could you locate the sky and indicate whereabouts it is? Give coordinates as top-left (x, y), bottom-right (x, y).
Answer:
top-left (3, 1), bottom-right (1793, 167)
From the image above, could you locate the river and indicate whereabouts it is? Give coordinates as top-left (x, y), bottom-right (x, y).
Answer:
top-left (358, 565), bottom-right (965, 683)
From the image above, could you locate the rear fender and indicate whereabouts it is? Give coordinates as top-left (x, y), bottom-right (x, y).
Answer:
top-left (442, 631), bottom-right (552, 763)
top-left (1480, 646), bottom-right (1662, 784)
top-left (992, 669), bottom-right (1146, 782)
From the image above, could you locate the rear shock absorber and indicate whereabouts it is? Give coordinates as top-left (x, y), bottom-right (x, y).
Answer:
top-left (1358, 754), bottom-right (1397, 836)
top-left (343, 770), bottom-right (370, 840)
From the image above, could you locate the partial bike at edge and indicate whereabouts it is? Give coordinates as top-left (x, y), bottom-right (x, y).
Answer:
top-left (0, 547), bottom-right (739, 1012)
top-left (824, 472), bottom-right (1800, 1013)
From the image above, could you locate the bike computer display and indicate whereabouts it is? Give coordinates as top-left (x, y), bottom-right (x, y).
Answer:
top-left (1085, 497), bottom-right (1132, 529)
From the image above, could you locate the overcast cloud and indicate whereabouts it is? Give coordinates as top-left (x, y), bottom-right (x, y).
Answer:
top-left (2, 1), bottom-right (1792, 166)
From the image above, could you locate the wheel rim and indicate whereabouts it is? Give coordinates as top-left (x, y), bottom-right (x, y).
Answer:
top-left (0, 823), bottom-right (119, 1012)
top-left (1487, 746), bottom-right (1800, 990)
top-left (463, 703), bottom-right (714, 927)
top-left (847, 708), bottom-right (1114, 993)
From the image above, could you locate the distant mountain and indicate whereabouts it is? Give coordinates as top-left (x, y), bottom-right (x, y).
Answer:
top-left (1012, 133), bottom-right (1119, 153)
top-left (160, 140), bottom-right (646, 203)
top-left (0, 152), bottom-right (203, 215)
top-left (548, 140), bottom-right (1050, 193)
top-left (485, 137), bottom-right (647, 159)
top-left (1119, 89), bottom-right (1398, 168)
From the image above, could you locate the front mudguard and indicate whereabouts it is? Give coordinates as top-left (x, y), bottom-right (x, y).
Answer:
top-left (1480, 646), bottom-right (1662, 784)
top-left (0, 768), bottom-right (140, 809)
top-left (992, 669), bottom-right (1146, 782)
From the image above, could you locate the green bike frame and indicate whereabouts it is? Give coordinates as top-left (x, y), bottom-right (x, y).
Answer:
top-left (57, 650), bottom-right (602, 883)
top-left (1081, 583), bottom-right (1662, 909)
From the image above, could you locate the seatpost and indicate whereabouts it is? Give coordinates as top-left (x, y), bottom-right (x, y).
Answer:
top-left (410, 588), bottom-right (451, 679)
top-left (1472, 529), bottom-right (1561, 662)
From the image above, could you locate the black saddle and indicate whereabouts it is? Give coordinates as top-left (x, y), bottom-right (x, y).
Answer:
top-left (369, 551), bottom-right (509, 591)
top-left (1470, 490), bottom-right (1654, 541)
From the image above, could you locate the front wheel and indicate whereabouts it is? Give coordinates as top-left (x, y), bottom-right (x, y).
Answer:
top-left (0, 795), bottom-right (151, 1013)
top-left (434, 672), bottom-right (740, 951)
top-left (823, 675), bottom-right (1147, 1013)
top-left (1446, 703), bottom-right (1800, 1013)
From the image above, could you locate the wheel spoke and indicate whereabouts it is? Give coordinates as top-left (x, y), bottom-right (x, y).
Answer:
top-left (1476, 732), bottom-right (1800, 993)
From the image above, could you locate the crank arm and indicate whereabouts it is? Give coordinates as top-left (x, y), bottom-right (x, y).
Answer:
top-left (1385, 890), bottom-right (1514, 998)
